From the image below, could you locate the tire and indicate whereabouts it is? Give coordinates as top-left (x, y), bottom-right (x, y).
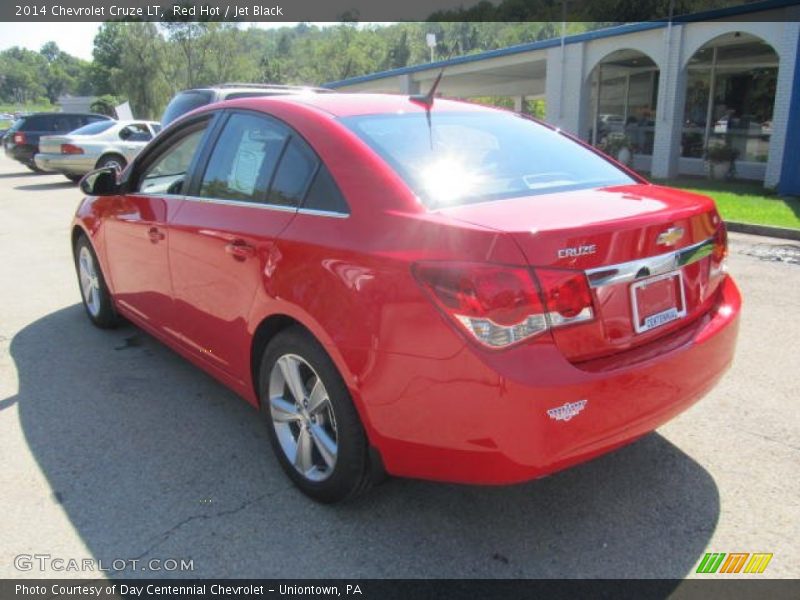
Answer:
top-left (26, 163), bottom-right (45, 173)
top-left (259, 327), bottom-right (374, 503)
top-left (73, 235), bottom-right (120, 329)
top-left (65, 174), bottom-right (83, 183)
top-left (96, 154), bottom-right (127, 171)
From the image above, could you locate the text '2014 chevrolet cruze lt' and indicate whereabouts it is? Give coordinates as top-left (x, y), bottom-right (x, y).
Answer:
top-left (71, 93), bottom-right (740, 502)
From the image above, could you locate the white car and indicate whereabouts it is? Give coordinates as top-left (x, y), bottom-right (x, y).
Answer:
top-left (34, 120), bottom-right (161, 182)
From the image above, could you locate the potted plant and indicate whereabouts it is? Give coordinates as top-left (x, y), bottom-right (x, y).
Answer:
top-left (706, 144), bottom-right (739, 180)
top-left (602, 134), bottom-right (634, 166)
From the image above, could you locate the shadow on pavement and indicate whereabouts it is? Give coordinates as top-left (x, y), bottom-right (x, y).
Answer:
top-left (11, 304), bottom-right (719, 579)
top-left (15, 181), bottom-right (76, 191)
top-left (0, 170), bottom-right (42, 179)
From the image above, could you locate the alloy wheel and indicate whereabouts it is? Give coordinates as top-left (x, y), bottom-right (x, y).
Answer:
top-left (78, 245), bottom-right (101, 317)
top-left (268, 354), bottom-right (338, 482)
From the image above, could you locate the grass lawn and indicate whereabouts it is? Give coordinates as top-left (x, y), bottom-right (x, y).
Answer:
top-left (651, 176), bottom-right (800, 230)
top-left (0, 102), bottom-right (55, 114)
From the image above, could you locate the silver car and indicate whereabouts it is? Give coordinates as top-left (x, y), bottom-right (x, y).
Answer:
top-left (34, 120), bottom-right (161, 182)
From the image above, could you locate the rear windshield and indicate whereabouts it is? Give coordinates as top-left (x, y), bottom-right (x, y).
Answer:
top-left (71, 121), bottom-right (116, 135)
top-left (161, 90), bottom-right (214, 125)
top-left (340, 111), bottom-right (635, 207)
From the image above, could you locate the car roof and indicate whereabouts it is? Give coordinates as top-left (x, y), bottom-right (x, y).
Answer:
top-left (25, 112), bottom-right (113, 118)
top-left (114, 120), bottom-right (160, 125)
top-left (176, 84), bottom-right (331, 95)
top-left (218, 92), bottom-right (495, 119)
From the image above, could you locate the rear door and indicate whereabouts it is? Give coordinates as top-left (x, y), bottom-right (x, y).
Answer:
top-left (103, 115), bottom-right (213, 330)
top-left (168, 110), bottom-right (319, 383)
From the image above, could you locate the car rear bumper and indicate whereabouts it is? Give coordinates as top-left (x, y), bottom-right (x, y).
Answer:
top-left (359, 275), bottom-right (741, 484)
top-left (6, 145), bottom-right (35, 165)
top-left (34, 153), bottom-right (95, 175)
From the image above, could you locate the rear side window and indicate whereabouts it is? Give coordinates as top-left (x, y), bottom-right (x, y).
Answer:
top-left (303, 166), bottom-right (349, 214)
top-left (19, 116), bottom-right (48, 131)
top-left (268, 137), bottom-right (319, 208)
top-left (161, 91), bottom-right (214, 125)
top-left (199, 113), bottom-right (288, 203)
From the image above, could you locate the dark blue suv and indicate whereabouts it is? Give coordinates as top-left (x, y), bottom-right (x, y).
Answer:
top-left (4, 112), bottom-right (113, 172)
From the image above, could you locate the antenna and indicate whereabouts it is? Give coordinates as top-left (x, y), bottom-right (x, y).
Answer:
top-left (410, 70), bottom-right (444, 107)
top-left (410, 44), bottom-right (455, 107)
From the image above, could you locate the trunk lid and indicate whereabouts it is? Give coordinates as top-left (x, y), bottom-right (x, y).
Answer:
top-left (39, 135), bottom-right (72, 154)
top-left (439, 183), bottom-right (725, 362)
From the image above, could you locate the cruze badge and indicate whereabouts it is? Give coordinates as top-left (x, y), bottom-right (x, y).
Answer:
top-left (557, 244), bottom-right (597, 259)
top-left (547, 400), bottom-right (588, 422)
top-left (657, 227), bottom-right (685, 246)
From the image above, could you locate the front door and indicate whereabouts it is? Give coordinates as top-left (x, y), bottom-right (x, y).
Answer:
top-left (104, 121), bottom-right (209, 330)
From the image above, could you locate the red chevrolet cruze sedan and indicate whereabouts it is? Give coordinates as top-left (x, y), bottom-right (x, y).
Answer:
top-left (71, 94), bottom-right (740, 502)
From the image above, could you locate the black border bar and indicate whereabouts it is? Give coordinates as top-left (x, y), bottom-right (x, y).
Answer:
top-left (3, 579), bottom-right (800, 600)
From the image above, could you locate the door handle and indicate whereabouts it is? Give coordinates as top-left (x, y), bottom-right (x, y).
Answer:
top-left (225, 240), bottom-right (256, 260)
top-left (147, 227), bottom-right (165, 243)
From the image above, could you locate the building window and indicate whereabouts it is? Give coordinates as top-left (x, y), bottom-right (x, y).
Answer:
top-left (588, 50), bottom-right (660, 156)
top-left (681, 33), bottom-right (778, 163)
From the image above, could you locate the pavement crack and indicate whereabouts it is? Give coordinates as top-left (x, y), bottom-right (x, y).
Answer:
top-left (734, 428), bottom-right (800, 452)
top-left (132, 490), bottom-right (278, 561)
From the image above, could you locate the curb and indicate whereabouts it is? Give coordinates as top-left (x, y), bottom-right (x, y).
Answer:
top-left (725, 221), bottom-right (800, 242)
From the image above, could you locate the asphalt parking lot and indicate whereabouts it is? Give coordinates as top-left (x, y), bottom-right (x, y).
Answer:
top-left (0, 154), bottom-right (798, 581)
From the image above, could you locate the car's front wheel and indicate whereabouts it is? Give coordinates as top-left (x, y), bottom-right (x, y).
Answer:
top-left (259, 327), bottom-right (374, 503)
top-left (74, 235), bottom-right (120, 328)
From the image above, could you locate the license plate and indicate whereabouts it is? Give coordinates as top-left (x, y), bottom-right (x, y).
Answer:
top-left (630, 270), bottom-right (687, 334)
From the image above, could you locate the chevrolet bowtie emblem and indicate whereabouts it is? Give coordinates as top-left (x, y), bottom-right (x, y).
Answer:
top-left (657, 227), bottom-right (685, 246)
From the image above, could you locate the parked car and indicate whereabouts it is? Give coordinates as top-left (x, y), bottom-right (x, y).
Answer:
top-left (72, 94), bottom-right (740, 503)
top-left (4, 112), bottom-right (113, 172)
top-left (35, 120), bottom-right (161, 182)
top-left (161, 83), bottom-right (332, 125)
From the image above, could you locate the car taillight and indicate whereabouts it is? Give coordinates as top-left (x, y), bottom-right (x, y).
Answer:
top-left (13, 132), bottom-right (25, 144)
top-left (534, 268), bottom-right (595, 327)
top-left (710, 223), bottom-right (728, 277)
top-left (61, 143), bottom-right (84, 155)
top-left (413, 262), bottom-right (594, 349)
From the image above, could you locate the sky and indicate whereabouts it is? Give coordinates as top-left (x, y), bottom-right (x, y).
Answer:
top-left (0, 22), bottom-right (366, 61)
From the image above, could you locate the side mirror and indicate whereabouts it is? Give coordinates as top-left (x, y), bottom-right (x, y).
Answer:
top-left (80, 167), bottom-right (120, 196)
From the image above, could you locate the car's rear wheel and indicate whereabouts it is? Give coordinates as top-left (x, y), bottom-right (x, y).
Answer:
top-left (96, 154), bottom-right (126, 172)
top-left (65, 174), bottom-right (83, 183)
top-left (259, 327), bottom-right (374, 503)
top-left (74, 236), bottom-right (120, 328)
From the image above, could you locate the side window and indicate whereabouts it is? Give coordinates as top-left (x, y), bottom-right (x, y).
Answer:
top-left (198, 113), bottom-right (288, 203)
top-left (120, 123), bottom-right (152, 142)
top-left (51, 116), bottom-right (71, 132)
top-left (268, 136), bottom-right (319, 208)
top-left (137, 126), bottom-right (207, 195)
top-left (303, 166), bottom-right (350, 214)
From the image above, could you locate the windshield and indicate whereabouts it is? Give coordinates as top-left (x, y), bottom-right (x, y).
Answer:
top-left (340, 111), bottom-right (635, 207)
top-left (70, 121), bottom-right (116, 135)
